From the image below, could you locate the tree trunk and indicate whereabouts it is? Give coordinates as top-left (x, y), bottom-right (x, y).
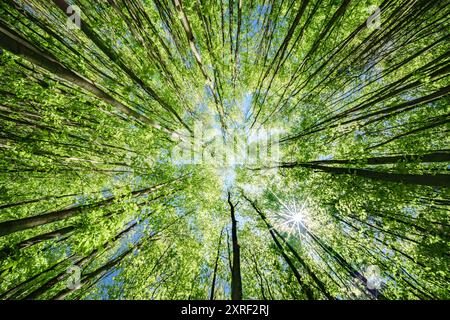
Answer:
top-left (209, 227), bottom-right (224, 300)
top-left (0, 20), bottom-right (168, 133)
top-left (278, 163), bottom-right (450, 187)
top-left (308, 151), bottom-right (450, 165)
top-left (227, 192), bottom-right (242, 300)
top-left (245, 195), bottom-right (315, 299)
top-left (0, 178), bottom-right (180, 237)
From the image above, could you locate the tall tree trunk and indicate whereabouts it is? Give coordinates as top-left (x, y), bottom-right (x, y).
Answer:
top-left (275, 163), bottom-right (450, 187)
top-left (272, 228), bottom-right (334, 300)
top-left (210, 227), bottom-right (224, 300)
top-left (0, 20), bottom-right (169, 134)
top-left (0, 177), bottom-right (181, 237)
top-left (245, 195), bottom-right (315, 299)
top-left (0, 226), bottom-right (75, 259)
top-left (51, 0), bottom-right (191, 133)
top-left (227, 192), bottom-right (242, 300)
top-left (307, 151), bottom-right (450, 165)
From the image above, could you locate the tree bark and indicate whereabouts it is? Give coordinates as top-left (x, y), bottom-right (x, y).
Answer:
top-left (227, 192), bottom-right (242, 300)
top-left (308, 151), bottom-right (450, 165)
top-left (276, 163), bottom-right (450, 187)
top-left (0, 178), bottom-right (182, 237)
top-left (210, 227), bottom-right (224, 300)
top-left (245, 195), bottom-right (315, 299)
top-left (0, 20), bottom-right (169, 134)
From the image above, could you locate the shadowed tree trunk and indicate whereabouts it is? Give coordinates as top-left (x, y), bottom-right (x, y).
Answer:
top-left (209, 227), bottom-right (224, 300)
top-left (270, 163), bottom-right (450, 187)
top-left (0, 20), bottom-right (170, 133)
top-left (244, 195), bottom-right (315, 300)
top-left (227, 191), bottom-right (242, 300)
top-left (0, 225), bottom-right (75, 259)
top-left (307, 151), bottom-right (450, 165)
top-left (0, 177), bottom-right (183, 237)
top-left (51, 0), bottom-right (191, 134)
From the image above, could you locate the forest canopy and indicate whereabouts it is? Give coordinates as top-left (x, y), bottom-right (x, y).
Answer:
top-left (0, 0), bottom-right (449, 300)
